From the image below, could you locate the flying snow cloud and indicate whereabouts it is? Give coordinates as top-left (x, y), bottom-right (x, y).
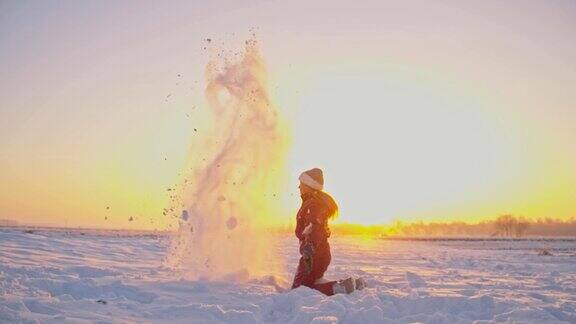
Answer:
top-left (165, 39), bottom-right (290, 280)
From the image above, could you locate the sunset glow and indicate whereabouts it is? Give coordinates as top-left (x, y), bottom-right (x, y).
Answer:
top-left (1, 0), bottom-right (575, 229)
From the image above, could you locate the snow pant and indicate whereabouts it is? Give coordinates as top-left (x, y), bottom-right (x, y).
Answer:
top-left (291, 241), bottom-right (337, 296)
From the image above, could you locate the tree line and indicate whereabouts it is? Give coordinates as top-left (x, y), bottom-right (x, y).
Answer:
top-left (381, 215), bottom-right (576, 237)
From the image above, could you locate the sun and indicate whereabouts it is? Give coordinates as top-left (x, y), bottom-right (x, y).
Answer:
top-left (282, 63), bottom-right (534, 225)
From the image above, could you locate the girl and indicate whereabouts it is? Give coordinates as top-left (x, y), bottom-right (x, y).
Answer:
top-left (291, 168), bottom-right (364, 295)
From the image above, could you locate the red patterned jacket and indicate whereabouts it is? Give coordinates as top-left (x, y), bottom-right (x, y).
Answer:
top-left (295, 191), bottom-right (337, 254)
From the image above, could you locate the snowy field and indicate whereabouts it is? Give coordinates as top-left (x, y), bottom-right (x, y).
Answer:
top-left (1, 228), bottom-right (576, 323)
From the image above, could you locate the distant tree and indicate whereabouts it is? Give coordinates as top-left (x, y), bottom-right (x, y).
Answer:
top-left (514, 217), bottom-right (530, 237)
top-left (515, 221), bottom-right (530, 237)
top-left (495, 214), bottom-right (517, 237)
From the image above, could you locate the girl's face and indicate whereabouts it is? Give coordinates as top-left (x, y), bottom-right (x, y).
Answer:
top-left (298, 182), bottom-right (313, 196)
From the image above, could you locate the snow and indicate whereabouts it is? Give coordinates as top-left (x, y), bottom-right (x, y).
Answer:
top-left (1, 228), bottom-right (576, 323)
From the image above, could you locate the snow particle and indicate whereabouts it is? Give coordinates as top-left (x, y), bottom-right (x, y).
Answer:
top-left (226, 216), bottom-right (238, 230)
top-left (181, 210), bottom-right (189, 221)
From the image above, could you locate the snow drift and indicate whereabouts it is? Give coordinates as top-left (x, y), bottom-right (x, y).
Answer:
top-left (2, 229), bottom-right (575, 323)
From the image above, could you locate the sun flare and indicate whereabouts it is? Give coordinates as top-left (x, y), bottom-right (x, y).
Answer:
top-left (282, 63), bottom-right (574, 225)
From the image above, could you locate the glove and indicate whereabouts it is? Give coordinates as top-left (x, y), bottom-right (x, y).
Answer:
top-left (301, 240), bottom-right (314, 274)
top-left (303, 256), bottom-right (313, 275)
top-left (301, 241), bottom-right (314, 259)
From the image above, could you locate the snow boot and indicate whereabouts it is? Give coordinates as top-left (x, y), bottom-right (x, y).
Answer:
top-left (334, 277), bottom-right (356, 294)
top-left (355, 277), bottom-right (367, 290)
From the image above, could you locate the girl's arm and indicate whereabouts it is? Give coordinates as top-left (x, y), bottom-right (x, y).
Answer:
top-left (301, 202), bottom-right (327, 253)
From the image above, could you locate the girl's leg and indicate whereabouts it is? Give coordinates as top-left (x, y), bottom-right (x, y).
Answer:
top-left (292, 248), bottom-right (337, 296)
top-left (314, 277), bottom-right (331, 284)
top-left (291, 257), bottom-right (311, 289)
top-left (311, 281), bottom-right (337, 296)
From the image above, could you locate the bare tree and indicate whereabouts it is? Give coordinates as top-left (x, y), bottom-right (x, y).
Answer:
top-left (515, 217), bottom-right (530, 237)
top-left (495, 214), bottom-right (517, 237)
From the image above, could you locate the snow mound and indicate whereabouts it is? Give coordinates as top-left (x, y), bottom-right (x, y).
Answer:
top-left (405, 271), bottom-right (427, 288)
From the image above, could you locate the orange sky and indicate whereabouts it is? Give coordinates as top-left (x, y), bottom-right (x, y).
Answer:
top-left (1, 0), bottom-right (575, 229)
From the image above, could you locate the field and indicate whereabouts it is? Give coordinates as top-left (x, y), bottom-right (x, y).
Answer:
top-left (1, 228), bottom-right (575, 323)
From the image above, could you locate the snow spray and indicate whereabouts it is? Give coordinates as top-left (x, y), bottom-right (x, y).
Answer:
top-left (165, 39), bottom-right (290, 281)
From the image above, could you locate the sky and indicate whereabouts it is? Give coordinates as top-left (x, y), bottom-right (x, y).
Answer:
top-left (1, 0), bottom-right (575, 229)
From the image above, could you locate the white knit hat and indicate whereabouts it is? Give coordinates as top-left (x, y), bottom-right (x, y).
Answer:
top-left (299, 168), bottom-right (324, 191)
